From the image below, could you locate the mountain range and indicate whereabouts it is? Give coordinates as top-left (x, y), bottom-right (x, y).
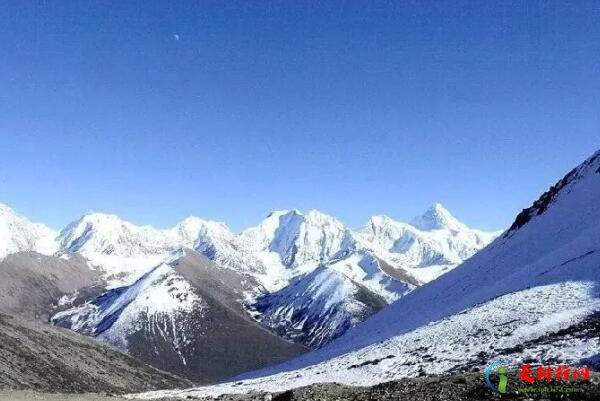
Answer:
top-left (0, 200), bottom-right (498, 381)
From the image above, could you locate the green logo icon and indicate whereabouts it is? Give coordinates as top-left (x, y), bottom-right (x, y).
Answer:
top-left (486, 361), bottom-right (508, 393)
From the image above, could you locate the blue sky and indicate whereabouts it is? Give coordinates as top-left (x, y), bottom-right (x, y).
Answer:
top-left (0, 1), bottom-right (598, 232)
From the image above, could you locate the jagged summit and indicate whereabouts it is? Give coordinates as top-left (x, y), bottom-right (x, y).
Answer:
top-left (507, 150), bottom-right (600, 233)
top-left (241, 208), bottom-right (354, 269)
top-left (57, 212), bottom-right (167, 257)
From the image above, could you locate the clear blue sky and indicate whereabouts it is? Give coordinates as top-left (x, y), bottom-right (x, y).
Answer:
top-left (0, 1), bottom-right (598, 232)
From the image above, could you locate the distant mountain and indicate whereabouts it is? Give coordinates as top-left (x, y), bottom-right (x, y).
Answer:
top-left (410, 201), bottom-right (467, 231)
top-left (241, 209), bottom-right (356, 272)
top-left (0, 312), bottom-right (190, 393)
top-left (359, 205), bottom-right (499, 283)
top-left (0, 203), bottom-right (57, 258)
top-left (152, 150), bottom-right (600, 398)
top-left (53, 212), bottom-right (269, 292)
top-left (53, 250), bottom-right (305, 383)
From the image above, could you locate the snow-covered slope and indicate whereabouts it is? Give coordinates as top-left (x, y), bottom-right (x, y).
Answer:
top-left (133, 150), bottom-right (600, 398)
top-left (0, 203), bottom-right (57, 259)
top-left (251, 266), bottom-right (392, 348)
top-left (170, 217), bottom-right (260, 274)
top-left (56, 213), bottom-right (174, 286)
top-left (53, 250), bottom-right (305, 383)
top-left (319, 150), bottom-right (600, 357)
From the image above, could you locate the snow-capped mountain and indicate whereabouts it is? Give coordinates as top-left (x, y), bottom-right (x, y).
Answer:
top-left (53, 250), bottom-right (304, 382)
top-left (410, 202), bottom-right (467, 232)
top-left (56, 212), bottom-right (264, 289)
top-left (0, 203), bottom-right (57, 259)
top-left (58, 213), bottom-right (171, 257)
top-left (240, 205), bottom-right (497, 290)
top-left (135, 149), bottom-right (600, 398)
top-left (251, 266), bottom-right (392, 348)
top-left (56, 213), bottom-right (175, 287)
top-left (359, 205), bottom-right (500, 283)
top-left (239, 206), bottom-right (496, 347)
top-left (50, 205), bottom-right (496, 349)
top-left (241, 210), bottom-right (356, 270)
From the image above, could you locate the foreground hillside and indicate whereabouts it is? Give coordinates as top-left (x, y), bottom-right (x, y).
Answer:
top-left (2, 372), bottom-right (598, 401)
top-left (2, 372), bottom-right (600, 400)
top-left (0, 313), bottom-right (190, 393)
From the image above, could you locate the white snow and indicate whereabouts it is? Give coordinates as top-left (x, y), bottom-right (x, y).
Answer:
top-left (52, 259), bottom-right (204, 355)
top-left (99, 263), bottom-right (203, 349)
top-left (0, 203), bottom-right (58, 259)
top-left (253, 265), bottom-right (407, 348)
top-left (0, 199), bottom-right (495, 293)
top-left (236, 207), bottom-right (495, 347)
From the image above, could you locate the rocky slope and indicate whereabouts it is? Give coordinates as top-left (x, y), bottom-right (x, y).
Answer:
top-left (0, 313), bottom-right (190, 393)
top-left (140, 372), bottom-right (600, 401)
top-left (0, 252), bottom-right (104, 321)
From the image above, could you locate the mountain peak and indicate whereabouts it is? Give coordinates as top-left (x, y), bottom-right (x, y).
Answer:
top-left (79, 212), bottom-right (127, 225)
top-left (0, 202), bottom-right (58, 258)
top-left (176, 216), bottom-right (229, 231)
top-left (410, 203), bottom-right (466, 232)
